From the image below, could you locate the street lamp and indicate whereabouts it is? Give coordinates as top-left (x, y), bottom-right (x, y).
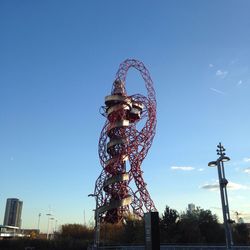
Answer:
top-left (54, 220), bottom-right (58, 232)
top-left (208, 143), bottom-right (233, 249)
top-left (37, 213), bottom-right (41, 233)
top-left (46, 213), bottom-right (52, 240)
top-left (88, 193), bottom-right (100, 249)
top-left (50, 218), bottom-right (54, 239)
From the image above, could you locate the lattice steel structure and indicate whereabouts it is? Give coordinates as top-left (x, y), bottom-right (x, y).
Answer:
top-left (94, 59), bottom-right (157, 223)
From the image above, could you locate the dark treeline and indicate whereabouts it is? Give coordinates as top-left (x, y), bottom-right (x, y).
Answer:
top-left (53, 206), bottom-right (250, 246)
top-left (94, 206), bottom-right (249, 245)
top-left (0, 205), bottom-right (249, 250)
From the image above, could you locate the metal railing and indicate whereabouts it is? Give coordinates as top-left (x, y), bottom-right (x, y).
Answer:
top-left (94, 245), bottom-right (250, 250)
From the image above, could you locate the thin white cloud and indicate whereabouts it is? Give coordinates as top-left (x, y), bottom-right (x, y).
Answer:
top-left (210, 88), bottom-right (226, 95)
top-left (244, 168), bottom-right (250, 174)
top-left (230, 59), bottom-right (238, 65)
top-left (171, 166), bottom-right (195, 171)
top-left (201, 181), bottom-right (250, 191)
top-left (201, 183), bottom-right (219, 191)
top-left (243, 157), bottom-right (250, 162)
top-left (237, 80), bottom-right (243, 86)
top-left (228, 182), bottom-right (249, 190)
top-left (216, 70), bottom-right (228, 78)
top-left (198, 168), bottom-right (204, 172)
top-left (209, 63), bottom-right (214, 68)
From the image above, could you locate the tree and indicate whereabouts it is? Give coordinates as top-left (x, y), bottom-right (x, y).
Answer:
top-left (176, 207), bottom-right (225, 244)
top-left (177, 209), bottom-right (203, 243)
top-left (99, 217), bottom-right (144, 245)
top-left (160, 205), bottom-right (179, 243)
top-left (160, 206), bottom-right (225, 244)
top-left (196, 208), bottom-right (224, 243)
top-left (123, 217), bottom-right (144, 244)
top-left (161, 205), bottom-right (179, 227)
top-left (233, 223), bottom-right (250, 244)
top-left (59, 224), bottom-right (93, 240)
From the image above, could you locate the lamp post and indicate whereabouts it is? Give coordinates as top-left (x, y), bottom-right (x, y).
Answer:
top-left (208, 143), bottom-right (233, 249)
top-left (37, 213), bottom-right (41, 233)
top-left (46, 213), bottom-right (52, 240)
top-left (50, 217), bottom-right (54, 239)
top-left (55, 219), bottom-right (58, 232)
top-left (88, 193), bottom-right (100, 249)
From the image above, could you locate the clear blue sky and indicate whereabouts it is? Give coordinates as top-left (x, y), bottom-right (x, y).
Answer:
top-left (1, 1), bottom-right (250, 232)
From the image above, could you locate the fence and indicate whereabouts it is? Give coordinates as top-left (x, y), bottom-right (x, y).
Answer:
top-left (95, 245), bottom-right (250, 250)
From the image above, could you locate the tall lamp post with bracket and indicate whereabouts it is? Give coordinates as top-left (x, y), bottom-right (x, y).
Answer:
top-left (88, 193), bottom-right (100, 249)
top-left (208, 143), bottom-right (234, 249)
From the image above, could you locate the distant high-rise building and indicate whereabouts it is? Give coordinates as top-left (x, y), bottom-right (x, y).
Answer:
top-left (3, 198), bottom-right (23, 228)
top-left (188, 203), bottom-right (195, 212)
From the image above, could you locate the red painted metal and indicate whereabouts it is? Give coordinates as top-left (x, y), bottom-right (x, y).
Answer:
top-left (94, 59), bottom-right (157, 223)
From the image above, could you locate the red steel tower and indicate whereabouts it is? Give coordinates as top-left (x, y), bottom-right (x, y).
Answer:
top-left (94, 59), bottom-right (157, 223)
